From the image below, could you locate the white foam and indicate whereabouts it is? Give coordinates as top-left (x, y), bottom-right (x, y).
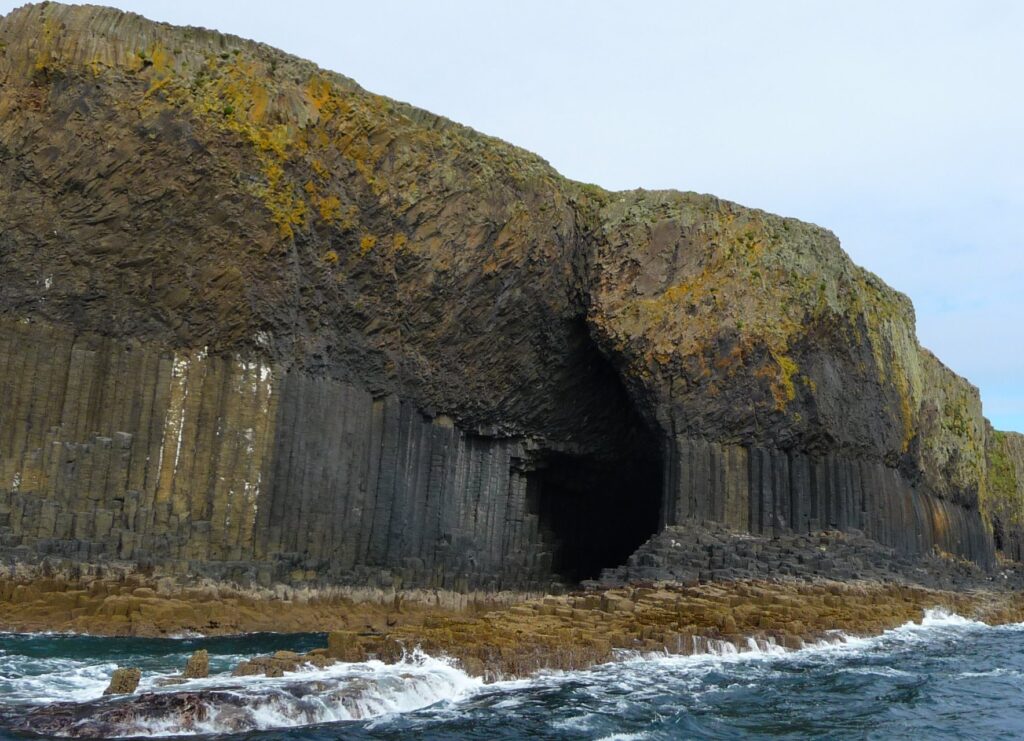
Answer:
top-left (528, 604), bottom-right (993, 698)
top-left (957, 668), bottom-right (1019, 678)
top-left (918, 607), bottom-right (987, 628)
top-left (0, 656), bottom-right (119, 705)
top-left (551, 712), bottom-right (598, 732)
top-left (0, 607), bottom-right (1005, 736)
top-left (71, 650), bottom-right (482, 737)
top-left (842, 665), bottom-right (913, 677)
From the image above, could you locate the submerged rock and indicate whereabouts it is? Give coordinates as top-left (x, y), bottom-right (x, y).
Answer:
top-left (16, 692), bottom-right (230, 737)
top-left (232, 651), bottom-right (332, 678)
top-left (12, 673), bottom-right (472, 737)
top-left (155, 677), bottom-right (188, 687)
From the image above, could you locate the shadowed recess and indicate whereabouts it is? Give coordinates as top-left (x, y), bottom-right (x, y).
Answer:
top-left (529, 448), bottom-right (662, 583)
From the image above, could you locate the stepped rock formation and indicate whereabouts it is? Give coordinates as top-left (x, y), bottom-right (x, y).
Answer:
top-left (1, 2), bottom-right (1022, 592)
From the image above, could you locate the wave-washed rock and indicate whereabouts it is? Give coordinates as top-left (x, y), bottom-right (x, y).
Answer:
top-left (11, 578), bottom-right (1024, 738)
top-left (1, 2), bottom-right (1023, 601)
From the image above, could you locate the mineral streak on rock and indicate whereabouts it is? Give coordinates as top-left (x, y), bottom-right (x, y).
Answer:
top-left (0, 2), bottom-right (1022, 594)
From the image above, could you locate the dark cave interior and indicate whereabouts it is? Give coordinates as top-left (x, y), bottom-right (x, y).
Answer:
top-left (528, 449), bottom-right (663, 583)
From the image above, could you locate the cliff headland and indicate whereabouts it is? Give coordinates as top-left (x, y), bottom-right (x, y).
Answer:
top-left (1, 2), bottom-right (1024, 677)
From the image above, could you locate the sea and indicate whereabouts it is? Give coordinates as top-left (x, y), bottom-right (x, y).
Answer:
top-left (1, 609), bottom-right (1023, 739)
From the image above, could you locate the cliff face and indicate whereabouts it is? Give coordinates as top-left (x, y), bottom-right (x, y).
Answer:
top-left (0, 3), bottom-right (1016, 588)
top-left (984, 429), bottom-right (1024, 560)
top-left (589, 192), bottom-right (994, 563)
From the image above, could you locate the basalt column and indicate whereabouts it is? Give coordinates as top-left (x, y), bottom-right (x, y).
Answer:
top-left (0, 320), bottom-right (560, 589)
top-left (661, 437), bottom-right (994, 567)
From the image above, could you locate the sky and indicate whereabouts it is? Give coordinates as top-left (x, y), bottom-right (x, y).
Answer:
top-left (4, 1), bottom-right (1021, 431)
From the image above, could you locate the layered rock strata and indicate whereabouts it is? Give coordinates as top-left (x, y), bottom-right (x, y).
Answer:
top-left (0, 2), bottom-right (1020, 591)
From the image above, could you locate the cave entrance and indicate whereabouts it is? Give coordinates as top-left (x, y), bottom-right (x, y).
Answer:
top-left (528, 449), bottom-right (662, 583)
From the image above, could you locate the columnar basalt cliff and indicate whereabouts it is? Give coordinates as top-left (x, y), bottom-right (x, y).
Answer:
top-left (984, 428), bottom-right (1024, 560)
top-left (0, 3), bottom-right (1020, 591)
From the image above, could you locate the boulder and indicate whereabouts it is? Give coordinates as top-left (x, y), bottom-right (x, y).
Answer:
top-left (103, 667), bottom-right (141, 695)
top-left (183, 649), bottom-right (209, 679)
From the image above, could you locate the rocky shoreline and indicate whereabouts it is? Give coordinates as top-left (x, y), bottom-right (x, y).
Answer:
top-left (10, 581), bottom-right (1024, 739)
top-left (6, 526), bottom-right (1024, 737)
top-left (4, 525), bottom-right (1024, 682)
top-left (231, 579), bottom-right (1024, 681)
top-left (3, 4), bottom-right (1024, 604)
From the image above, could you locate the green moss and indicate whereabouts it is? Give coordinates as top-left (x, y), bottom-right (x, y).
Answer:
top-left (985, 431), bottom-right (1022, 527)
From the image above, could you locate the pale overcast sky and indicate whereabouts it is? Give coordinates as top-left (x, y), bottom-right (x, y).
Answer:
top-left (4, 1), bottom-right (1022, 431)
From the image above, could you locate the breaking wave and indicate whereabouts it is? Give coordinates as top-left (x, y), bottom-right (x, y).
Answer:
top-left (1, 609), bottom-right (1022, 738)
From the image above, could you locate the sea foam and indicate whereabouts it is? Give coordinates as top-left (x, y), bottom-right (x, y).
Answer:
top-left (3, 608), bottom-right (1021, 737)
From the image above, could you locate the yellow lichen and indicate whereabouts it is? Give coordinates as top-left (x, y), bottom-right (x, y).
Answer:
top-left (314, 195), bottom-right (340, 222)
top-left (32, 14), bottom-right (62, 75)
top-left (159, 56), bottom-right (307, 239)
top-left (310, 159), bottom-right (329, 179)
top-left (983, 432), bottom-right (1024, 528)
top-left (770, 351), bottom-right (799, 410)
top-left (148, 44), bottom-right (172, 74)
top-left (305, 74), bottom-right (333, 112)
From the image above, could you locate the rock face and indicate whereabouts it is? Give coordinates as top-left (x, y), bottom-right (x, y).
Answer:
top-left (0, 3), bottom-right (1019, 590)
top-left (597, 522), bottom-right (996, 591)
top-left (983, 429), bottom-right (1024, 560)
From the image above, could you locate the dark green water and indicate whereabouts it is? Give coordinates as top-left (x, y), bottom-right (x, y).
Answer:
top-left (2, 610), bottom-right (1023, 739)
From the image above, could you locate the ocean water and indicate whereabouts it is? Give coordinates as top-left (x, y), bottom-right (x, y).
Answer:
top-left (1, 609), bottom-right (1023, 739)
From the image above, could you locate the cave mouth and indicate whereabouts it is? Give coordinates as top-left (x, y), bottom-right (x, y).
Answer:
top-left (528, 448), bottom-right (663, 583)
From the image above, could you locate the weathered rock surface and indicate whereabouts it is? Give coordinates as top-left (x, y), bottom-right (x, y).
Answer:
top-left (183, 649), bottom-right (209, 679)
top-left (983, 428), bottom-right (1024, 560)
top-left (103, 667), bottom-right (141, 695)
top-left (187, 580), bottom-right (1024, 684)
top-left (0, 562), bottom-right (539, 636)
top-left (597, 522), bottom-right (1002, 591)
top-left (0, 2), bottom-right (1021, 594)
top-left (13, 578), bottom-right (1024, 738)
